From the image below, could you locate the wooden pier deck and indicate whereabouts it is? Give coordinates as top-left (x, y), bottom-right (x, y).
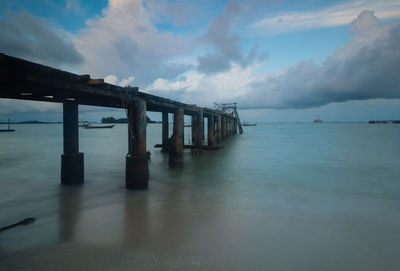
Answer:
top-left (0, 53), bottom-right (241, 189)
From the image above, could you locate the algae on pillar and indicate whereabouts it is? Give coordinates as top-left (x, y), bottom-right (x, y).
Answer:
top-left (126, 99), bottom-right (149, 190)
top-left (61, 101), bottom-right (84, 185)
top-left (169, 107), bottom-right (184, 167)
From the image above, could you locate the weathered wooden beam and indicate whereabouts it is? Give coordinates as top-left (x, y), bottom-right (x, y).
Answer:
top-left (126, 99), bottom-right (149, 189)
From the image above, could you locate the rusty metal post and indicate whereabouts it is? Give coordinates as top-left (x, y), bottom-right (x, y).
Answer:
top-left (162, 111), bottom-right (169, 152)
top-left (217, 115), bottom-right (222, 142)
top-left (169, 107), bottom-right (184, 167)
top-left (208, 115), bottom-right (215, 146)
top-left (222, 116), bottom-right (227, 139)
top-left (126, 99), bottom-right (149, 189)
top-left (233, 118), bottom-right (238, 134)
top-left (61, 101), bottom-right (84, 185)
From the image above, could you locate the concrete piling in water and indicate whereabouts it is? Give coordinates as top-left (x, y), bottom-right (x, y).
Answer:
top-left (217, 115), bottom-right (222, 143)
top-left (61, 101), bottom-right (84, 185)
top-left (193, 109), bottom-right (204, 153)
top-left (126, 99), bottom-right (149, 189)
top-left (222, 117), bottom-right (227, 139)
top-left (169, 107), bottom-right (184, 167)
top-left (208, 115), bottom-right (215, 146)
top-left (191, 115), bottom-right (196, 145)
top-left (161, 111), bottom-right (169, 153)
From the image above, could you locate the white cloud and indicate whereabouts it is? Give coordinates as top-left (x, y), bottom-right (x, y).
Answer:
top-left (75, 0), bottom-right (192, 85)
top-left (241, 11), bottom-right (400, 108)
top-left (253, 0), bottom-right (400, 34)
top-left (119, 76), bottom-right (135, 87)
top-left (104, 74), bottom-right (136, 86)
top-left (104, 74), bottom-right (118, 85)
top-left (145, 11), bottom-right (400, 109)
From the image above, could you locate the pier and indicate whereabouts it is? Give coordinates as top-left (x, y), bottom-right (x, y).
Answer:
top-left (0, 53), bottom-right (242, 190)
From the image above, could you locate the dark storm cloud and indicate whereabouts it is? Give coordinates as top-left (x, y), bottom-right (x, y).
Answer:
top-left (0, 12), bottom-right (83, 67)
top-left (196, 1), bottom-right (265, 75)
top-left (240, 11), bottom-right (400, 109)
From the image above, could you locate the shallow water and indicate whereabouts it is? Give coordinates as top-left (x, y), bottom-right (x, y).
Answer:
top-left (0, 123), bottom-right (400, 270)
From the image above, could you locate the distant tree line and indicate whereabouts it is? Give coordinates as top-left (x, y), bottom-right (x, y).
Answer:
top-left (101, 116), bottom-right (159, 124)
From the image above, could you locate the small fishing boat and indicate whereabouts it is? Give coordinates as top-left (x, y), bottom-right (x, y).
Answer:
top-left (242, 122), bottom-right (256, 126)
top-left (313, 115), bottom-right (323, 123)
top-left (84, 123), bottom-right (115, 129)
top-left (0, 119), bottom-right (15, 132)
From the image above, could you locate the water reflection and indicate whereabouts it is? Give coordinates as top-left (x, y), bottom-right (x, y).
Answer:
top-left (58, 186), bottom-right (83, 242)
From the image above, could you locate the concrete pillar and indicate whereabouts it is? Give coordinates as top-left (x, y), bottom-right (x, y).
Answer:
top-left (217, 115), bottom-right (222, 142)
top-left (126, 99), bottom-right (149, 190)
top-left (169, 107), bottom-right (184, 167)
top-left (161, 111), bottom-right (169, 152)
top-left (191, 115), bottom-right (196, 145)
top-left (61, 101), bottom-right (84, 185)
top-left (227, 117), bottom-right (231, 137)
top-left (222, 117), bottom-right (227, 139)
top-left (208, 115), bottom-right (215, 146)
top-left (193, 109), bottom-right (203, 152)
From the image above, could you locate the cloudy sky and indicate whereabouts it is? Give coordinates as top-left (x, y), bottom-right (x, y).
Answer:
top-left (1, 0), bottom-right (400, 122)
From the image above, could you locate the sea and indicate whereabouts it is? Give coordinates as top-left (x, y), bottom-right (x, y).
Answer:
top-left (0, 123), bottom-right (399, 270)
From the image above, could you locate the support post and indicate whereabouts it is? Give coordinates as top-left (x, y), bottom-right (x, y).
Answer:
top-left (191, 115), bottom-right (196, 145)
top-left (208, 115), bottom-right (215, 146)
top-left (233, 118), bottom-right (238, 134)
top-left (227, 118), bottom-right (231, 136)
top-left (161, 111), bottom-right (169, 152)
top-left (126, 99), bottom-right (149, 189)
top-left (217, 115), bottom-right (222, 142)
top-left (61, 101), bottom-right (84, 185)
top-left (222, 117), bottom-right (227, 139)
top-left (194, 109), bottom-right (203, 152)
top-left (169, 107), bottom-right (184, 167)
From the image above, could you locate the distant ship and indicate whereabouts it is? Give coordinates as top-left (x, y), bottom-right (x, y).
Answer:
top-left (313, 115), bottom-right (323, 123)
top-left (0, 119), bottom-right (15, 132)
top-left (242, 122), bottom-right (257, 126)
top-left (83, 123), bottom-right (115, 129)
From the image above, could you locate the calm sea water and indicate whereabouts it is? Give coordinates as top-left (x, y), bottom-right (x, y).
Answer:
top-left (0, 123), bottom-right (399, 270)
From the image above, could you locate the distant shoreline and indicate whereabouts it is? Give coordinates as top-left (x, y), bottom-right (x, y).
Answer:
top-left (0, 121), bottom-right (62, 124)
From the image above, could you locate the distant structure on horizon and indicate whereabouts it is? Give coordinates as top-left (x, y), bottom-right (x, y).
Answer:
top-left (313, 115), bottom-right (323, 123)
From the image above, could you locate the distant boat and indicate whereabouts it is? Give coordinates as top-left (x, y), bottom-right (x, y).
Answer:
top-left (242, 122), bottom-right (256, 126)
top-left (78, 121), bottom-right (90, 127)
top-left (84, 123), bottom-right (115, 129)
top-left (313, 115), bottom-right (323, 123)
top-left (0, 119), bottom-right (15, 132)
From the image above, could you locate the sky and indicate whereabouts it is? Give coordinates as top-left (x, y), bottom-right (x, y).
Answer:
top-left (1, 0), bottom-right (400, 122)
